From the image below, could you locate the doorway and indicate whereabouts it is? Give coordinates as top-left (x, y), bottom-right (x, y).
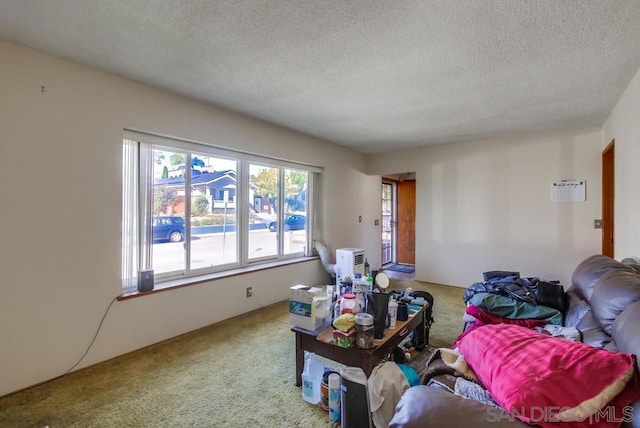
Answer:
top-left (381, 181), bottom-right (395, 266)
top-left (602, 140), bottom-right (614, 257)
top-left (397, 180), bottom-right (416, 264)
top-left (381, 176), bottom-right (416, 275)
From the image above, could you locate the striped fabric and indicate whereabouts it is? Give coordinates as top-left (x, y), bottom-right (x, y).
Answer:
top-left (458, 324), bottom-right (640, 428)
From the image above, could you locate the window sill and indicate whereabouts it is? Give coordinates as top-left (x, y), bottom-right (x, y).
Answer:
top-left (118, 256), bottom-right (320, 301)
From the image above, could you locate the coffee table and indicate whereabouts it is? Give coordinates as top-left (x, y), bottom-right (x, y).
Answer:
top-left (292, 305), bottom-right (426, 386)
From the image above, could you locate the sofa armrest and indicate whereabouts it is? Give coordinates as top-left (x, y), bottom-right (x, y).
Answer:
top-left (389, 386), bottom-right (529, 428)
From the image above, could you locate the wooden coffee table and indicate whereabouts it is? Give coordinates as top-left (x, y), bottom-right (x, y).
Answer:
top-left (292, 305), bottom-right (426, 386)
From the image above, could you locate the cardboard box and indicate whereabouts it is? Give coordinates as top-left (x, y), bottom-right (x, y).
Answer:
top-left (332, 328), bottom-right (356, 348)
top-left (289, 285), bottom-right (327, 331)
top-left (290, 284), bottom-right (324, 304)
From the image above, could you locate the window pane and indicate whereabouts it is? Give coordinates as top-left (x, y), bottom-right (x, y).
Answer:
top-left (283, 169), bottom-right (308, 255)
top-left (189, 155), bottom-right (238, 269)
top-left (382, 183), bottom-right (392, 200)
top-left (249, 164), bottom-right (279, 259)
top-left (382, 183), bottom-right (393, 265)
top-left (152, 148), bottom-right (186, 274)
top-left (123, 132), bottom-right (319, 289)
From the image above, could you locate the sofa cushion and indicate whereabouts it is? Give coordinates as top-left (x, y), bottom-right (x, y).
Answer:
top-left (563, 289), bottom-right (592, 328)
top-left (577, 311), bottom-right (614, 348)
top-left (621, 257), bottom-right (640, 275)
top-left (457, 324), bottom-right (640, 428)
top-left (389, 385), bottom-right (530, 428)
top-left (591, 269), bottom-right (640, 335)
top-left (613, 300), bottom-right (640, 373)
top-left (570, 255), bottom-right (630, 302)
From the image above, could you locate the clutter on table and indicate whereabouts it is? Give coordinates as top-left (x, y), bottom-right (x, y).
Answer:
top-left (290, 247), bottom-right (432, 351)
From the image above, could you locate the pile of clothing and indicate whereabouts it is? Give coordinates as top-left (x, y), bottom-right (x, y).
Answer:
top-left (457, 270), bottom-right (577, 345)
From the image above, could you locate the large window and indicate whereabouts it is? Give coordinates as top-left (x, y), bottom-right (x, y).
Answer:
top-left (122, 131), bottom-right (318, 293)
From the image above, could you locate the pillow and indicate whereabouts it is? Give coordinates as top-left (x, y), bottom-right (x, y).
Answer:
top-left (570, 255), bottom-right (630, 302)
top-left (457, 324), bottom-right (640, 428)
top-left (620, 257), bottom-right (640, 275)
top-left (590, 269), bottom-right (640, 335)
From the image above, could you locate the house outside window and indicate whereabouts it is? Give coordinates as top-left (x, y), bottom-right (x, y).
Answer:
top-left (122, 131), bottom-right (319, 292)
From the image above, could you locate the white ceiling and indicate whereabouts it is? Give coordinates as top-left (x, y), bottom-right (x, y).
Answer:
top-left (2, 1), bottom-right (640, 154)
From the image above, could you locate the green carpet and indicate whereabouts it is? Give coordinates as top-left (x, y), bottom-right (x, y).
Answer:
top-left (0, 281), bottom-right (465, 427)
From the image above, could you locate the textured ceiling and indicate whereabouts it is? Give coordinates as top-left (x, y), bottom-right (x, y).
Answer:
top-left (1, 1), bottom-right (640, 154)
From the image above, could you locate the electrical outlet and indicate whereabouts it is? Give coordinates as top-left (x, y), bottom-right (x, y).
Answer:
top-left (246, 286), bottom-right (253, 298)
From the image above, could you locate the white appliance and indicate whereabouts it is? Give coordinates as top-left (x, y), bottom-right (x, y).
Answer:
top-left (335, 248), bottom-right (365, 285)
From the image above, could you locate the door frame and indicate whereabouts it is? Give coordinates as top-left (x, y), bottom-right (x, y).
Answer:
top-left (602, 139), bottom-right (615, 258)
top-left (381, 180), bottom-right (397, 265)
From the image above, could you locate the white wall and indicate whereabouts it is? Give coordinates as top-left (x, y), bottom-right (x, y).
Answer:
top-left (6, 36), bottom-right (635, 398)
top-left (368, 128), bottom-right (603, 288)
top-left (0, 41), bottom-right (381, 396)
top-left (603, 67), bottom-right (640, 260)
top-left (315, 152), bottom-right (382, 269)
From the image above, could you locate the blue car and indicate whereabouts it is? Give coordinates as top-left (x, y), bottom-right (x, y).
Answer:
top-left (269, 214), bottom-right (306, 232)
top-left (152, 216), bottom-right (185, 242)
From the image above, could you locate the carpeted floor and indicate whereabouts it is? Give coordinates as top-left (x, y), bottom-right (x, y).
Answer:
top-left (0, 280), bottom-right (465, 427)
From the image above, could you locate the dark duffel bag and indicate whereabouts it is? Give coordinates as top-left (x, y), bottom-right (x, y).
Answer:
top-left (525, 278), bottom-right (566, 312)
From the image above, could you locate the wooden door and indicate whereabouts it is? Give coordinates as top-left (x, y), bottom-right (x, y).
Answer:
top-left (397, 180), bottom-right (416, 264)
top-left (602, 140), bottom-right (615, 258)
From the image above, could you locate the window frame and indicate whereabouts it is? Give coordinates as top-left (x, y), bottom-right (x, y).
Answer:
top-left (122, 130), bottom-right (320, 291)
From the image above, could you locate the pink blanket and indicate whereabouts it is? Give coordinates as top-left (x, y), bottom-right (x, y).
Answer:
top-left (458, 324), bottom-right (640, 428)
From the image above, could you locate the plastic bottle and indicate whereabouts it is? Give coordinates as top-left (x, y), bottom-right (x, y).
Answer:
top-left (388, 299), bottom-right (398, 328)
top-left (340, 293), bottom-right (357, 314)
top-left (352, 273), bottom-right (362, 293)
top-left (328, 373), bottom-right (341, 423)
top-left (301, 352), bottom-right (324, 405)
top-left (333, 298), bottom-right (342, 320)
top-left (364, 275), bottom-right (374, 292)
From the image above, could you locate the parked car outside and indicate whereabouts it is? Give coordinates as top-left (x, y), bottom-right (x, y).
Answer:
top-left (153, 216), bottom-right (185, 242)
top-left (268, 214), bottom-right (306, 232)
